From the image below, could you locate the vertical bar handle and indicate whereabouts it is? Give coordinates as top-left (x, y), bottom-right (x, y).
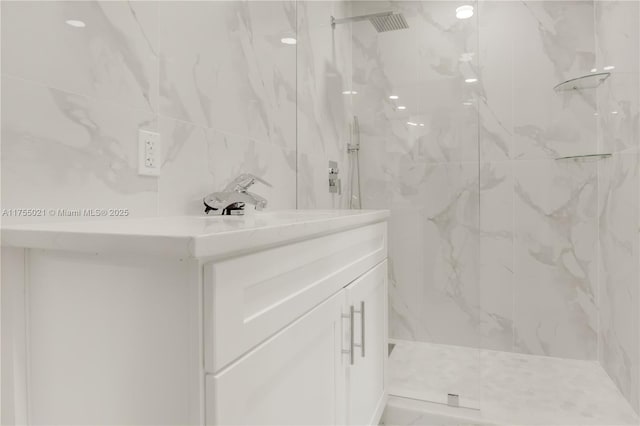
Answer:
top-left (342, 305), bottom-right (355, 365)
top-left (353, 301), bottom-right (365, 358)
top-left (359, 301), bottom-right (365, 358)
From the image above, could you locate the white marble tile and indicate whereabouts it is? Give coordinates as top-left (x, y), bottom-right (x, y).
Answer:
top-left (1, 0), bottom-right (159, 112)
top-left (478, 1), bottom-right (515, 162)
top-left (481, 346), bottom-right (638, 425)
top-left (597, 73), bottom-right (640, 154)
top-left (512, 1), bottom-right (597, 160)
top-left (157, 118), bottom-right (216, 216)
top-left (418, 162), bottom-right (481, 348)
top-left (479, 161), bottom-right (514, 352)
top-left (595, 0), bottom-right (640, 75)
top-left (388, 340), bottom-right (639, 426)
top-left (351, 1), bottom-right (482, 347)
top-left (158, 118), bottom-right (295, 216)
top-left (364, 158), bottom-right (482, 345)
top-left (513, 159), bottom-right (599, 359)
top-left (598, 153), bottom-right (640, 414)
top-left (387, 207), bottom-right (430, 342)
top-left (352, 1), bottom-right (480, 165)
top-left (1, 75), bottom-right (157, 224)
top-left (296, 0), bottom-right (353, 209)
top-left (360, 157), bottom-right (481, 344)
top-left (389, 340), bottom-right (481, 410)
top-left (159, 1), bottom-right (297, 150)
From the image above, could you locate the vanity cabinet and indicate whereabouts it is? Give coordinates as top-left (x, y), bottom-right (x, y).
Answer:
top-left (206, 261), bottom-right (388, 426)
top-left (1, 211), bottom-right (388, 426)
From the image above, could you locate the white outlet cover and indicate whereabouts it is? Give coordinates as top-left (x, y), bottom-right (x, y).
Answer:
top-left (138, 129), bottom-right (161, 176)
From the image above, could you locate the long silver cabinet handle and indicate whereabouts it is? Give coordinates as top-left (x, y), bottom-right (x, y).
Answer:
top-left (352, 301), bottom-right (365, 358)
top-left (342, 305), bottom-right (355, 365)
top-left (353, 301), bottom-right (365, 358)
top-left (360, 301), bottom-right (365, 358)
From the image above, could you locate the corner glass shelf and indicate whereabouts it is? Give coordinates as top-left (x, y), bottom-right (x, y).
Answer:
top-left (554, 72), bottom-right (611, 92)
top-left (555, 153), bottom-right (612, 161)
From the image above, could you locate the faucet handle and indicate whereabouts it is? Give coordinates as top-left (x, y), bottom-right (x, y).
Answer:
top-left (224, 173), bottom-right (272, 192)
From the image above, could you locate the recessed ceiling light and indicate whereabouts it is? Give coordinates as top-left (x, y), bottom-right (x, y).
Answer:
top-left (463, 101), bottom-right (473, 106)
top-left (389, 95), bottom-right (399, 100)
top-left (397, 105), bottom-right (407, 110)
top-left (280, 37), bottom-right (297, 45)
top-left (603, 65), bottom-right (615, 71)
top-left (342, 90), bottom-right (357, 95)
top-left (590, 68), bottom-right (598, 73)
top-left (611, 111), bottom-right (619, 114)
top-left (65, 19), bottom-right (86, 28)
top-left (419, 123), bottom-right (425, 127)
top-left (456, 5), bottom-right (474, 19)
top-left (407, 121), bottom-right (418, 126)
top-left (594, 112), bottom-right (599, 116)
top-left (465, 78), bottom-right (478, 83)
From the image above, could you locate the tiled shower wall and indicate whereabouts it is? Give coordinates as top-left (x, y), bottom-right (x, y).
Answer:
top-left (353, 0), bottom-right (638, 358)
top-left (484, 0), bottom-right (640, 411)
top-left (352, 0), bottom-right (639, 412)
top-left (1, 0), bottom-right (352, 224)
top-left (595, 0), bottom-right (640, 412)
top-left (478, 0), bottom-right (602, 359)
top-left (352, 0), bottom-right (482, 350)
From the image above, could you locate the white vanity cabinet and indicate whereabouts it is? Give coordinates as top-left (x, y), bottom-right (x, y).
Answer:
top-left (1, 211), bottom-right (388, 426)
top-left (206, 261), bottom-right (388, 426)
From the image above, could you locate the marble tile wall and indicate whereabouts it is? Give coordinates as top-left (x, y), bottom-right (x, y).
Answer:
top-left (353, 0), bottom-right (613, 360)
top-left (352, 0), bottom-right (481, 348)
top-left (1, 1), bottom-right (160, 222)
top-left (481, 0), bottom-right (601, 360)
top-left (352, 0), bottom-right (640, 412)
top-left (594, 0), bottom-right (640, 413)
top-left (296, 1), bottom-right (353, 209)
top-left (2, 0), bottom-right (347, 224)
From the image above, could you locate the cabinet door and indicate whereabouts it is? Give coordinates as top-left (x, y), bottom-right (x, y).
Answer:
top-left (345, 260), bottom-right (388, 426)
top-left (206, 290), bottom-right (346, 425)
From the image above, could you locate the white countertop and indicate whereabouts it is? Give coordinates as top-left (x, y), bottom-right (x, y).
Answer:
top-left (1, 210), bottom-right (389, 259)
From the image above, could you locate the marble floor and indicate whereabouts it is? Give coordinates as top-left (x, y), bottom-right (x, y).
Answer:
top-left (386, 339), bottom-right (639, 425)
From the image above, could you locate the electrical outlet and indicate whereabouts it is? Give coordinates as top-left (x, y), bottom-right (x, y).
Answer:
top-left (138, 129), bottom-right (160, 176)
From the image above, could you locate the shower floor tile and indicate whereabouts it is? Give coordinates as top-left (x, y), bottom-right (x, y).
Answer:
top-left (387, 339), bottom-right (639, 425)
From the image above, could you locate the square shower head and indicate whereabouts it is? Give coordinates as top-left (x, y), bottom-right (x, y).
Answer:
top-left (369, 13), bottom-right (409, 32)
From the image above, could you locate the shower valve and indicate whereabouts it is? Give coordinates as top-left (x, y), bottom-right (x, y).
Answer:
top-left (328, 161), bottom-right (341, 194)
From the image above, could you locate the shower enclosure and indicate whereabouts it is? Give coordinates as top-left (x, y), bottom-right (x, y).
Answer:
top-left (297, 0), bottom-right (640, 423)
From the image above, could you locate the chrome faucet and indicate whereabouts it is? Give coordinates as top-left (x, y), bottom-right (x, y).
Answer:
top-left (203, 173), bottom-right (272, 215)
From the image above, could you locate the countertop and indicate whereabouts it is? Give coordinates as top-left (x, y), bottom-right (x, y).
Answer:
top-left (1, 210), bottom-right (389, 259)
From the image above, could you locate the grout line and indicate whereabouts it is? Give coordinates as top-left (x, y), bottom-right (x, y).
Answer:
top-left (0, 72), bottom-right (158, 117)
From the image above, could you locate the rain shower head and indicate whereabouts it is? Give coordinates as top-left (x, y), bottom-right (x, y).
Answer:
top-left (331, 11), bottom-right (409, 32)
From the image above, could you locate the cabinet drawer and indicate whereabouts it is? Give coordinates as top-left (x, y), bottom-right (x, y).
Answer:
top-left (204, 222), bottom-right (387, 372)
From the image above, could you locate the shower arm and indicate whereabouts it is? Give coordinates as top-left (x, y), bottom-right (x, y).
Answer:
top-left (331, 11), bottom-right (393, 28)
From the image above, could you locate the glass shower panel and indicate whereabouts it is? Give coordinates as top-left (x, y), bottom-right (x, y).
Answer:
top-left (350, 0), bottom-right (482, 409)
top-left (477, 0), bottom-right (640, 421)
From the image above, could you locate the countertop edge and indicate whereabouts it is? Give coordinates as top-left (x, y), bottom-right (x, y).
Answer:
top-left (1, 211), bottom-right (390, 260)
